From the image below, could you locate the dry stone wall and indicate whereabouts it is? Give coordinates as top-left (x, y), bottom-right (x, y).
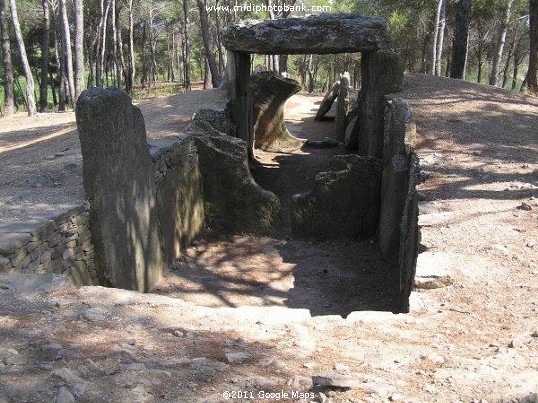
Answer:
top-left (0, 206), bottom-right (96, 286)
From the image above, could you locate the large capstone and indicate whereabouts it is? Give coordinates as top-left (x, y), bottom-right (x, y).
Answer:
top-left (251, 70), bottom-right (305, 151)
top-left (76, 88), bottom-right (165, 292)
top-left (291, 155), bottom-right (382, 240)
top-left (184, 121), bottom-right (281, 236)
top-left (221, 14), bottom-right (388, 54)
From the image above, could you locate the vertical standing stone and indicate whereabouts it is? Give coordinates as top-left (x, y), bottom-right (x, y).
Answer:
top-left (76, 88), bottom-right (165, 292)
top-left (226, 51), bottom-right (254, 160)
top-left (334, 73), bottom-right (350, 141)
top-left (356, 50), bottom-right (404, 158)
top-left (377, 97), bottom-right (419, 313)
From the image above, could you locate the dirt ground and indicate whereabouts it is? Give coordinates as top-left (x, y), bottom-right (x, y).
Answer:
top-left (0, 75), bottom-right (537, 403)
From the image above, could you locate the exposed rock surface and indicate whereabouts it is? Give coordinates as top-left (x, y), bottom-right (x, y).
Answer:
top-left (221, 14), bottom-right (388, 54)
top-left (335, 74), bottom-right (351, 141)
top-left (291, 155), bottom-right (382, 240)
top-left (250, 71), bottom-right (305, 151)
top-left (184, 121), bottom-right (281, 236)
top-left (150, 136), bottom-right (205, 266)
top-left (192, 108), bottom-right (236, 137)
top-left (76, 88), bottom-right (165, 292)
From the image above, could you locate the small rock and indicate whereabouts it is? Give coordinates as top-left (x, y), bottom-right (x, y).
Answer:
top-left (518, 202), bottom-right (533, 211)
top-left (389, 393), bottom-right (403, 401)
top-left (333, 363), bottom-right (350, 374)
top-left (83, 307), bottom-right (106, 322)
top-left (172, 330), bottom-right (184, 337)
top-left (415, 275), bottom-right (453, 290)
top-left (55, 386), bottom-right (75, 403)
top-left (312, 374), bottom-right (363, 389)
top-left (225, 351), bottom-right (250, 364)
top-left (54, 367), bottom-right (89, 397)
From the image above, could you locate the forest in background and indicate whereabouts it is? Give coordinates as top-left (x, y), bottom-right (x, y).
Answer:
top-left (0, 0), bottom-right (537, 116)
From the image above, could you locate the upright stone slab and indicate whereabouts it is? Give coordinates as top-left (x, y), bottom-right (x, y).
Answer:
top-left (356, 50), bottom-right (404, 158)
top-left (226, 51), bottom-right (254, 159)
top-left (315, 81), bottom-right (340, 121)
top-left (291, 155), bottom-right (382, 240)
top-left (376, 97), bottom-right (419, 313)
top-left (185, 121), bottom-right (281, 236)
top-left (334, 74), bottom-right (350, 141)
top-left (76, 88), bottom-right (165, 292)
top-left (251, 70), bottom-right (305, 151)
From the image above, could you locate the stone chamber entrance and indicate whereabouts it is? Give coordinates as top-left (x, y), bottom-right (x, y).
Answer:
top-left (73, 14), bottom-right (419, 317)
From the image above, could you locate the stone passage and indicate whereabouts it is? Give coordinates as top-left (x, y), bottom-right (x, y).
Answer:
top-left (250, 70), bottom-right (305, 151)
top-left (76, 88), bottom-right (165, 292)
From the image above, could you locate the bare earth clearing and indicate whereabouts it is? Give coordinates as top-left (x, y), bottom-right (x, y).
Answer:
top-left (0, 74), bottom-right (537, 403)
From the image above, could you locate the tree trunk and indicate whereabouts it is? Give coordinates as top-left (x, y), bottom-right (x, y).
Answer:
top-left (39, 0), bottom-right (50, 112)
top-left (148, 10), bottom-right (157, 88)
top-left (54, 28), bottom-right (66, 111)
top-left (74, 0), bottom-right (84, 99)
top-left (0, 0), bottom-right (15, 116)
top-left (197, 0), bottom-right (220, 87)
top-left (98, 0), bottom-right (111, 87)
top-left (489, 0), bottom-right (515, 86)
top-left (182, 0), bottom-right (191, 91)
top-left (450, 0), bottom-right (471, 79)
top-left (526, 0), bottom-right (538, 94)
top-left (125, 0), bottom-right (135, 93)
top-left (59, 0), bottom-right (75, 106)
top-left (8, 0), bottom-right (37, 115)
top-left (111, 0), bottom-right (122, 87)
top-left (432, 0), bottom-right (446, 76)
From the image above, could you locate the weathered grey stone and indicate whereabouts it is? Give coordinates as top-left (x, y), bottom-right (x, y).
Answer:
top-left (222, 14), bottom-right (388, 54)
top-left (0, 219), bottom-right (53, 236)
top-left (192, 108), bottom-right (236, 137)
top-left (312, 374), bottom-right (364, 389)
top-left (315, 81), bottom-right (339, 121)
top-left (0, 255), bottom-right (11, 272)
top-left (344, 116), bottom-right (358, 150)
top-left (226, 51), bottom-right (254, 159)
top-left (334, 74), bottom-right (350, 141)
top-left (376, 97), bottom-right (419, 313)
top-left (152, 136), bottom-right (205, 266)
top-left (185, 121), bottom-right (281, 236)
top-left (0, 233), bottom-right (32, 255)
top-left (251, 70), bottom-right (305, 151)
top-left (378, 98), bottom-right (417, 258)
top-left (76, 87), bottom-right (165, 292)
top-left (357, 50), bottom-right (404, 158)
top-left (292, 155), bottom-right (382, 240)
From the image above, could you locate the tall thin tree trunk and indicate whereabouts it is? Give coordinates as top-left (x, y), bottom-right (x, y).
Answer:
top-left (526, 0), bottom-right (538, 94)
top-left (59, 0), bottom-right (75, 106)
top-left (54, 28), bottom-right (66, 111)
top-left (126, 0), bottom-right (135, 93)
top-left (432, 0), bottom-right (446, 76)
top-left (8, 0), bottom-right (37, 115)
top-left (148, 10), bottom-right (157, 88)
top-left (39, 0), bottom-right (50, 112)
top-left (111, 0), bottom-right (121, 87)
top-left (197, 0), bottom-right (220, 87)
top-left (98, 0), bottom-right (111, 87)
top-left (182, 0), bottom-right (191, 91)
top-left (450, 0), bottom-right (472, 79)
top-left (489, 0), bottom-right (515, 86)
top-left (74, 0), bottom-right (84, 99)
top-left (0, 0), bottom-right (15, 116)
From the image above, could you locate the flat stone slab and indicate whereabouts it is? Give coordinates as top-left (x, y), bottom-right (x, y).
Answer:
top-left (0, 219), bottom-right (53, 235)
top-left (0, 233), bottom-right (33, 254)
top-left (222, 13), bottom-right (388, 54)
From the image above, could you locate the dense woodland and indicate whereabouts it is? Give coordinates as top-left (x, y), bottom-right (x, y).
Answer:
top-left (0, 0), bottom-right (537, 116)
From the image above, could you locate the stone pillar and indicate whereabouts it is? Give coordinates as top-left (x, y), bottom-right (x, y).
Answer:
top-left (377, 97), bottom-right (419, 313)
top-left (226, 51), bottom-right (254, 160)
top-left (357, 50), bottom-right (404, 158)
top-left (315, 81), bottom-right (339, 121)
top-left (76, 88), bottom-right (165, 292)
top-left (250, 70), bottom-right (305, 151)
top-left (334, 73), bottom-right (350, 141)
